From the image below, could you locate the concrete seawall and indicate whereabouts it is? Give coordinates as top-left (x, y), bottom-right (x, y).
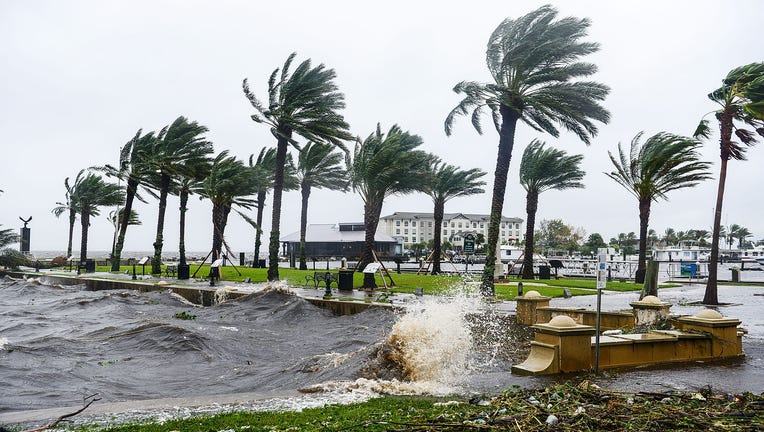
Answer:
top-left (1, 271), bottom-right (394, 315)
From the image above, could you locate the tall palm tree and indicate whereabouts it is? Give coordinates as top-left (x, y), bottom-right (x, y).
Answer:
top-left (143, 116), bottom-right (213, 274)
top-left (605, 132), bottom-right (711, 285)
top-left (196, 152), bottom-right (261, 266)
top-left (94, 130), bottom-right (156, 271)
top-left (422, 160), bottom-right (486, 275)
top-left (444, 5), bottom-right (610, 295)
top-left (349, 124), bottom-right (432, 288)
top-left (519, 140), bottom-right (585, 279)
top-left (295, 142), bottom-right (349, 270)
top-left (243, 53), bottom-right (353, 281)
top-left (174, 159), bottom-right (212, 273)
top-left (51, 173), bottom-right (81, 257)
top-left (695, 63), bottom-right (764, 304)
top-left (248, 148), bottom-right (299, 267)
top-left (72, 172), bottom-right (125, 264)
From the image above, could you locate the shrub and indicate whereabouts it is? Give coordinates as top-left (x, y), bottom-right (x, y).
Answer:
top-left (0, 249), bottom-right (32, 269)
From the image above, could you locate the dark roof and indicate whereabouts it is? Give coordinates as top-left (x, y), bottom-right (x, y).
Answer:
top-left (280, 223), bottom-right (397, 243)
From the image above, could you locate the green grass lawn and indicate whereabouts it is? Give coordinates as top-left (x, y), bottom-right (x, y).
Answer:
top-left (66, 264), bottom-right (683, 300)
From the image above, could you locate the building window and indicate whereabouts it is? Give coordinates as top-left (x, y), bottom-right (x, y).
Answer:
top-left (404, 221), bottom-right (409, 227)
top-left (428, 222), bottom-right (432, 227)
top-left (395, 220), bottom-right (400, 226)
top-left (451, 222), bottom-right (455, 228)
top-left (458, 222), bottom-right (462, 228)
top-left (396, 229), bottom-right (400, 234)
top-left (404, 229), bottom-right (408, 234)
top-left (480, 223), bottom-right (484, 228)
top-left (420, 221), bottom-right (424, 227)
top-left (515, 223), bottom-right (520, 229)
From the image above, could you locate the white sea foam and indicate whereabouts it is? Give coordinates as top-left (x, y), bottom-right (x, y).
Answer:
top-left (0, 337), bottom-right (9, 350)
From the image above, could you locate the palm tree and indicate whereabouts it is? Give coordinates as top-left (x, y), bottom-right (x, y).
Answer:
top-left (422, 161), bottom-right (486, 275)
top-left (519, 140), bottom-right (585, 279)
top-left (695, 63), bottom-right (764, 304)
top-left (295, 142), bottom-right (349, 270)
top-left (175, 159), bottom-right (212, 273)
top-left (605, 132), bottom-right (711, 285)
top-left (196, 152), bottom-right (261, 266)
top-left (51, 174), bottom-right (81, 257)
top-left (444, 5), bottom-right (610, 295)
top-left (726, 224), bottom-right (742, 250)
top-left (248, 148), bottom-right (299, 267)
top-left (243, 53), bottom-right (353, 281)
top-left (737, 227), bottom-right (753, 249)
top-left (349, 124), bottom-right (432, 288)
top-left (108, 208), bottom-right (141, 260)
top-left (72, 172), bottom-right (124, 264)
top-left (143, 116), bottom-right (213, 274)
top-left (95, 130), bottom-right (156, 271)
top-left (0, 227), bottom-right (18, 248)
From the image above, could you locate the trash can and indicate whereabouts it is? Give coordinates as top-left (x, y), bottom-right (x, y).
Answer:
top-left (538, 265), bottom-right (551, 280)
top-left (177, 264), bottom-right (190, 280)
top-left (338, 269), bottom-right (354, 291)
top-left (731, 268), bottom-right (740, 283)
top-left (258, 259), bottom-right (266, 268)
top-left (81, 259), bottom-right (96, 273)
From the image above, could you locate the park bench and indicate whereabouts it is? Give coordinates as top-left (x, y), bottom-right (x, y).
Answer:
top-left (165, 265), bottom-right (177, 278)
top-left (305, 271), bottom-right (338, 288)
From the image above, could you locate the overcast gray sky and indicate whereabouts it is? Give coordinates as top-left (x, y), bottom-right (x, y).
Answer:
top-left (1, 0), bottom-right (762, 255)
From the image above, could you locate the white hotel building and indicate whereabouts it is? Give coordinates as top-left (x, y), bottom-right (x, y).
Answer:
top-left (379, 211), bottom-right (524, 250)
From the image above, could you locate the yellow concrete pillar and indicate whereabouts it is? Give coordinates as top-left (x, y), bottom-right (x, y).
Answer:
top-left (674, 309), bottom-right (743, 357)
top-left (630, 295), bottom-right (672, 327)
top-left (515, 290), bottom-right (551, 325)
top-left (533, 315), bottom-right (596, 373)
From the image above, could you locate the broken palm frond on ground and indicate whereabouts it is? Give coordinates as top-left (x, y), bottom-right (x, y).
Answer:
top-left (52, 383), bottom-right (762, 432)
top-left (20, 394), bottom-right (100, 432)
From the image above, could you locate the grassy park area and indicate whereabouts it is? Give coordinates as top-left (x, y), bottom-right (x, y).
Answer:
top-left (73, 264), bottom-right (677, 301)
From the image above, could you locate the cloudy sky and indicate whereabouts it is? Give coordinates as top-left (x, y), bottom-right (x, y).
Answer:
top-left (1, 0), bottom-right (762, 256)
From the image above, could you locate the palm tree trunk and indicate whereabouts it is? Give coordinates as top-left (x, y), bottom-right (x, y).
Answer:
top-left (361, 198), bottom-right (383, 289)
top-left (521, 190), bottom-right (538, 279)
top-left (635, 199), bottom-right (651, 284)
top-left (252, 191), bottom-right (266, 267)
top-left (111, 177), bottom-right (138, 271)
top-left (211, 203), bottom-right (224, 262)
top-left (79, 209), bottom-right (90, 263)
top-left (67, 209), bottom-right (76, 257)
top-left (151, 174), bottom-right (170, 274)
top-left (482, 106), bottom-right (519, 295)
top-left (268, 132), bottom-right (290, 281)
top-left (431, 199), bottom-right (444, 275)
top-left (179, 189), bottom-right (188, 267)
top-left (705, 110), bottom-right (733, 305)
top-left (299, 184), bottom-right (310, 270)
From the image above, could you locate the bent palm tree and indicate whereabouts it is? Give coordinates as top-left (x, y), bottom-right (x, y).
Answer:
top-left (248, 148), bottom-right (299, 267)
top-left (0, 226), bottom-right (18, 248)
top-left (52, 174), bottom-right (81, 257)
top-left (72, 172), bottom-right (125, 264)
top-left (175, 159), bottom-right (212, 272)
top-left (296, 142), bottom-right (349, 270)
top-left (349, 124), bottom-right (432, 288)
top-left (144, 117), bottom-right (213, 274)
top-left (605, 132), bottom-right (711, 289)
top-left (243, 53), bottom-right (353, 281)
top-left (196, 152), bottom-right (260, 266)
top-left (422, 161), bottom-right (486, 274)
top-left (694, 62), bottom-right (764, 304)
top-left (445, 4), bottom-right (610, 295)
top-left (108, 208), bottom-right (141, 260)
top-left (95, 130), bottom-right (156, 271)
top-left (519, 140), bottom-right (585, 279)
